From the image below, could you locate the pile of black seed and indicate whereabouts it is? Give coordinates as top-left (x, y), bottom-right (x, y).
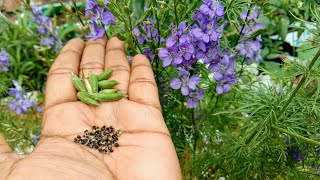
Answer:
top-left (74, 125), bottom-right (122, 154)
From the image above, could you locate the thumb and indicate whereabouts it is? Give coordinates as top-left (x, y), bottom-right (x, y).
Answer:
top-left (0, 133), bottom-right (12, 153)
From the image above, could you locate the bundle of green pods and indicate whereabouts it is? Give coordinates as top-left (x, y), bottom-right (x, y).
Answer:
top-left (71, 69), bottom-right (126, 106)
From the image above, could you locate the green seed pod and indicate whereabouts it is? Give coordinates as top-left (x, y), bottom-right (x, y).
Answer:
top-left (77, 92), bottom-right (99, 106)
top-left (124, 6), bottom-right (131, 16)
top-left (98, 80), bottom-right (119, 89)
top-left (97, 69), bottom-right (113, 81)
top-left (84, 78), bottom-right (93, 94)
top-left (71, 73), bottom-right (86, 92)
top-left (137, 8), bottom-right (152, 24)
top-left (97, 93), bottom-right (126, 102)
top-left (100, 89), bottom-right (118, 94)
top-left (89, 72), bottom-right (99, 93)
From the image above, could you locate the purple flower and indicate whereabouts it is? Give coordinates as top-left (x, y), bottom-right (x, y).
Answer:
top-left (236, 39), bottom-right (261, 59)
top-left (186, 89), bottom-right (204, 108)
top-left (101, 9), bottom-right (116, 25)
top-left (132, 18), bottom-right (163, 45)
top-left (241, 5), bottom-right (260, 22)
top-left (86, 21), bottom-right (105, 40)
top-left (174, 42), bottom-right (195, 65)
top-left (170, 69), bottom-right (201, 95)
top-left (85, 0), bottom-right (115, 26)
top-left (0, 48), bottom-right (9, 72)
top-left (145, 48), bottom-right (154, 60)
top-left (166, 21), bottom-right (188, 48)
top-left (199, 0), bottom-right (225, 19)
top-left (40, 37), bottom-right (55, 47)
top-left (9, 80), bottom-right (23, 99)
top-left (8, 98), bottom-right (33, 115)
top-left (158, 48), bottom-right (176, 67)
top-left (208, 53), bottom-right (237, 94)
top-left (8, 80), bottom-right (42, 115)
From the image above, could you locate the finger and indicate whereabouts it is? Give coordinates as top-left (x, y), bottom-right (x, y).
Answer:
top-left (45, 38), bottom-right (85, 110)
top-left (0, 133), bottom-right (11, 153)
top-left (79, 37), bottom-right (107, 78)
top-left (104, 37), bottom-right (130, 95)
top-left (129, 54), bottom-right (161, 111)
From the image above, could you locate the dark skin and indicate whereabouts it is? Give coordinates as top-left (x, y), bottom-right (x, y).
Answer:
top-left (0, 37), bottom-right (182, 180)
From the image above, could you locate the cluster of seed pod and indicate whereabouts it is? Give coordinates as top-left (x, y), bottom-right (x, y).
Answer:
top-left (74, 125), bottom-right (122, 154)
top-left (71, 69), bottom-right (126, 106)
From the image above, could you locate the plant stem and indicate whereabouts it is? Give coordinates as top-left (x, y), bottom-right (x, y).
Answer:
top-left (271, 48), bottom-right (320, 146)
top-left (173, 0), bottom-right (179, 27)
top-left (72, 0), bottom-right (85, 26)
top-left (277, 47), bottom-right (320, 119)
top-left (191, 109), bottom-right (198, 175)
top-left (272, 125), bottom-right (320, 146)
top-left (127, 7), bottom-right (142, 54)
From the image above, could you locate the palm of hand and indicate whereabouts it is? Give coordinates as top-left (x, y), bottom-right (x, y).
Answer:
top-left (0, 37), bottom-right (181, 180)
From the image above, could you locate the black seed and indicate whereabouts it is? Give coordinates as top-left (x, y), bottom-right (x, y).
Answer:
top-left (110, 149), bottom-right (114, 152)
top-left (114, 143), bottom-right (119, 147)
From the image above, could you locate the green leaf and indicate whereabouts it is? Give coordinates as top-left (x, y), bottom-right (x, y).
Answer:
top-left (297, 44), bottom-right (319, 61)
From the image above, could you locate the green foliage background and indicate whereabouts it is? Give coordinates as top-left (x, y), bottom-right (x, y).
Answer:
top-left (1, 0), bottom-right (320, 179)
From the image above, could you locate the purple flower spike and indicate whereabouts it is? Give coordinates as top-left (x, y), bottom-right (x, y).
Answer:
top-left (87, 21), bottom-right (105, 40)
top-left (170, 69), bottom-right (201, 96)
top-left (0, 48), bottom-right (9, 72)
top-left (31, 6), bottom-right (61, 51)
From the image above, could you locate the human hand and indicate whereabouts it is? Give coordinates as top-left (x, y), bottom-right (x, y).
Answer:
top-left (0, 37), bottom-right (182, 180)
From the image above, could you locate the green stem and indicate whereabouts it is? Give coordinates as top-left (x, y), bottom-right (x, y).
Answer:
top-left (127, 6), bottom-right (142, 54)
top-left (191, 109), bottom-right (197, 174)
top-left (72, 0), bottom-right (85, 26)
top-left (173, 0), bottom-right (179, 27)
top-left (277, 47), bottom-right (320, 119)
top-left (272, 125), bottom-right (320, 146)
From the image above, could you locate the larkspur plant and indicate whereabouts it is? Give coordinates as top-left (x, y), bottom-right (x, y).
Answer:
top-left (8, 80), bottom-right (42, 115)
top-left (31, 6), bottom-right (62, 51)
top-left (2, 0), bottom-right (320, 179)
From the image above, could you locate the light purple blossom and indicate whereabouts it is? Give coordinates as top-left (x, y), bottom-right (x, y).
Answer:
top-left (86, 21), bottom-right (106, 40)
top-left (8, 80), bottom-right (42, 115)
top-left (199, 0), bottom-right (225, 19)
top-left (170, 69), bottom-right (201, 96)
top-left (208, 53), bottom-right (237, 94)
top-left (186, 89), bottom-right (204, 108)
top-left (9, 80), bottom-right (23, 99)
top-left (40, 37), bottom-right (55, 47)
top-left (85, 0), bottom-right (115, 32)
top-left (8, 98), bottom-right (34, 115)
top-left (0, 48), bottom-right (9, 72)
top-left (236, 39), bottom-right (261, 59)
top-left (241, 5), bottom-right (260, 22)
top-left (85, 0), bottom-right (115, 39)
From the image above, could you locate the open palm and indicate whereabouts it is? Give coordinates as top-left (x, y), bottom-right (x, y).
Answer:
top-left (0, 37), bottom-right (182, 180)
